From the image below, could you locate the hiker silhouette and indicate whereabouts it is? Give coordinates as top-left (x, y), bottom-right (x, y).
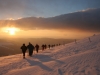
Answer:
top-left (20, 44), bottom-right (27, 59)
top-left (44, 44), bottom-right (47, 49)
top-left (42, 44), bottom-right (45, 51)
top-left (48, 44), bottom-right (50, 49)
top-left (35, 44), bottom-right (39, 53)
top-left (27, 42), bottom-right (34, 56)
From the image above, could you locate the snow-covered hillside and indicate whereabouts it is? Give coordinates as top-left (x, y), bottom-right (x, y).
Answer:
top-left (0, 35), bottom-right (100, 75)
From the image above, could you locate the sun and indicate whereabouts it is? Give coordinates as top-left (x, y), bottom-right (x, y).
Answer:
top-left (2, 27), bottom-right (20, 35)
top-left (8, 28), bottom-right (16, 35)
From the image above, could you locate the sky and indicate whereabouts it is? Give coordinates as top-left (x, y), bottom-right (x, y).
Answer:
top-left (0, 0), bottom-right (100, 19)
top-left (0, 0), bottom-right (100, 39)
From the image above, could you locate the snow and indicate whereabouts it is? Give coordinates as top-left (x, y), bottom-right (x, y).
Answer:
top-left (0, 35), bottom-right (100, 75)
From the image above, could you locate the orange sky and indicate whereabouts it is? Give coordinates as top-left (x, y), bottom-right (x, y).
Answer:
top-left (0, 27), bottom-right (98, 39)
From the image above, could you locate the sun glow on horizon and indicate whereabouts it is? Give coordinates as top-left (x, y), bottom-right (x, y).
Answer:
top-left (2, 27), bottom-right (20, 35)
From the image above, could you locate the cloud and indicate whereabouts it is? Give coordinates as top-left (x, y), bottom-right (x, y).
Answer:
top-left (0, 0), bottom-right (26, 12)
top-left (0, 0), bottom-right (100, 19)
top-left (0, 8), bottom-right (100, 33)
top-left (79, 8), bottom-right (97, 12)
top-left (6, 18), bottom-right (15, 20)
top-left (0, 0), bottom-right (26, 18)
top-left (0, 0), bottom-right (43, 19)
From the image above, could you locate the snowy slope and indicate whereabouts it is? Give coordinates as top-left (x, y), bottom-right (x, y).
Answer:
top-left (0, 35), bottom-right (100, 75)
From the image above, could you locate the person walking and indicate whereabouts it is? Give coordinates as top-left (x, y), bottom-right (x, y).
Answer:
top-left (88, 37), bottom-right (91, 42)
top-left (48, 44), bottom-right (50, 49)
top-left (75, 39), bottom-right (77, 44)
top-left (27, 42), bottom-right (34, 56)
top-left (44, 44), bottom-right (47, 49)
top-left (42, 44), bottom-right (45, 51)
top-left (35, 44), bottom-right (39, 53)
top-left (20, 44), bottom-right (27, 59)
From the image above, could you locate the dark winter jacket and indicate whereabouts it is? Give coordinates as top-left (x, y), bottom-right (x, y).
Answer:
top-left (21, 45), bottom-right (27, 52)
top-left (27, 44), bottom-right (34, 50)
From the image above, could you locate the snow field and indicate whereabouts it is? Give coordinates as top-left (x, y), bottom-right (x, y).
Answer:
top-left (0, 35), bottom-right (100, 75)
